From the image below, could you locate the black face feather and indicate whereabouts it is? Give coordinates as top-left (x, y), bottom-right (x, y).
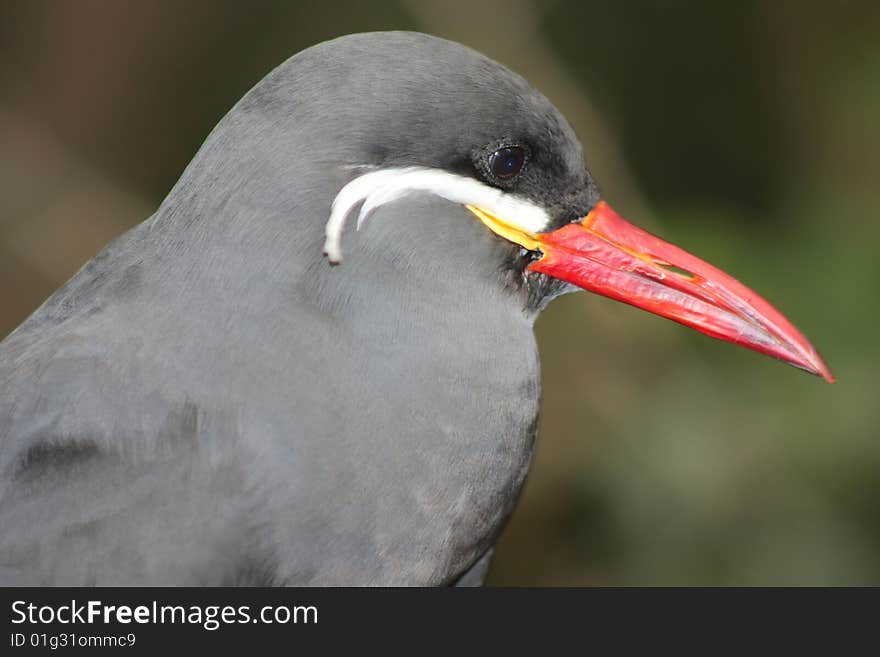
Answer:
top-left (494, 242), bottom-right (575, 314)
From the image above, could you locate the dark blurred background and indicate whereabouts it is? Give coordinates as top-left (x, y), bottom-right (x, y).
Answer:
top-left (1, 0), bottom-right (878, 584)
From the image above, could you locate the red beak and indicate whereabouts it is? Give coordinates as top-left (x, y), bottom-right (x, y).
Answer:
top-left (529, 201), bottom-right (834, 382)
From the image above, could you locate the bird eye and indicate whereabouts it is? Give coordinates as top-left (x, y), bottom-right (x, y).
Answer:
top-left (489, 146), bottom-right (526, 180)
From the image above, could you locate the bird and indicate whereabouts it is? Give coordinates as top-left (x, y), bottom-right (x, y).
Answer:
top-left (0, 31), bottom-right (832, 586)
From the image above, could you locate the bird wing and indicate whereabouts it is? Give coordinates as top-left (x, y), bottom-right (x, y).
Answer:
top-left (0, 302), bottom-right (265, 585)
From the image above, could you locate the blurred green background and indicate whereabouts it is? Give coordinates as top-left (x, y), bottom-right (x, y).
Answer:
top-left (1, 0), bottom-right (877, 585)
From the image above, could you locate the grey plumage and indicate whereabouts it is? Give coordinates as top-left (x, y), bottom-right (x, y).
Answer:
top-left (0, 32), bottom-right (598, 585)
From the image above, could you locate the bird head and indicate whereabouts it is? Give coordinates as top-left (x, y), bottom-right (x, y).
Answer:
top-left (221, 32), bottom-right (833, 382)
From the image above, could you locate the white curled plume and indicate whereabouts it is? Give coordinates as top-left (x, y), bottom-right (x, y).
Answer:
top-left (323, 167), bottom-right (551, 263)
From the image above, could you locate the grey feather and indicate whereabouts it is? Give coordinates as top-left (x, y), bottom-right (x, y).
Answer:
top-left (0, 32), bottom-right (596, 585)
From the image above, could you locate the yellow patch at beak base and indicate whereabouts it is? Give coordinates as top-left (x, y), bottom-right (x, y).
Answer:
top-left (465, 205), bottom-right (542, 252)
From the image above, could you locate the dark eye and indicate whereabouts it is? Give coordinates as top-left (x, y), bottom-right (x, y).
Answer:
top-left (489, 146), bottom-right (526, 180)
